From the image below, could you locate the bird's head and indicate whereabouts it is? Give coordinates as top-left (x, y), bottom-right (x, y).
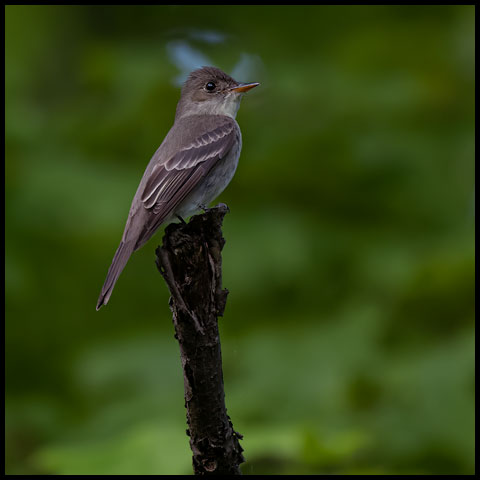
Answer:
top-left (176, 66), bottom-right (259, 119)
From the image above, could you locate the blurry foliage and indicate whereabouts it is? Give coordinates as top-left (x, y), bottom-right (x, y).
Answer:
top-left (5, 5), bottom-right (475, 475)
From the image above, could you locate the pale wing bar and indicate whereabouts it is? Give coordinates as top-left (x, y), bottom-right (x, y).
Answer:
top-left (134, 121), bottom-right (236, 250)
top-left (141, 122), bottom-right (235, 208)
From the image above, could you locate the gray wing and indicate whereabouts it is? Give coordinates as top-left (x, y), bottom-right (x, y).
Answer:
top-left (135, 119), bottom-right (236, 248)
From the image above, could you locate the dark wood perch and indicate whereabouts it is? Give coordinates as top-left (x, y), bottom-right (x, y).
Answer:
top-left (155, 203), bottom-right (245, 475)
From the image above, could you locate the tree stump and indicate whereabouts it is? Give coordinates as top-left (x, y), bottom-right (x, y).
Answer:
top-left (155, 204), bottom-right (245, 475)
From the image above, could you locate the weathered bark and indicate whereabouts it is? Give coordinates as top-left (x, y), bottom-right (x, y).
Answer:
top-left (155, 203), bottom-right (244, 475)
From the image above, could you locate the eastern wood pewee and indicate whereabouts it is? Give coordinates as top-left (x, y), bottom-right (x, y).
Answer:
top-left (96, 66), bottom-right (259, 310)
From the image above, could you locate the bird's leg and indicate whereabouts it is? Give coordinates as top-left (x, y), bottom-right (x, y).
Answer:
top-left (176, 215), bottom-right (187, 225)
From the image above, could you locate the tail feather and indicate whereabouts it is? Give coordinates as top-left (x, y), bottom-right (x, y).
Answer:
top-left (96, 240), bottom-right (136, 310)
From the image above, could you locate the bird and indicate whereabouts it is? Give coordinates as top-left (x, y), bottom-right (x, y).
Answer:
top-left (96, 66), bottom-right (259, 310)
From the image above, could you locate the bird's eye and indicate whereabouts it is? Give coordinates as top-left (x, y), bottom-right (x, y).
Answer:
top-left (205, 82), bottom-right (216, 91)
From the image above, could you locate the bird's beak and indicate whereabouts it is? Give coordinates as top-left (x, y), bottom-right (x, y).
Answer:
top-left (230, 82), bottom-right (260, 93)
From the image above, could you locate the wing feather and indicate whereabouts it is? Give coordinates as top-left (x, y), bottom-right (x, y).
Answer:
top-left (141, 121), bottom-right (235, 205)
top-left (134, 118), bottom-right (237, 249)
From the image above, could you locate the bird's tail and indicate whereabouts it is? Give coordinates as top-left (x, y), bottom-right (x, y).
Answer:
top-left (96, 240), bottom-right (136, 310)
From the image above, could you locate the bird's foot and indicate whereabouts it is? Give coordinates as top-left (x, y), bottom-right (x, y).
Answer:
top-left (198, 203), bottom-right (210, 213)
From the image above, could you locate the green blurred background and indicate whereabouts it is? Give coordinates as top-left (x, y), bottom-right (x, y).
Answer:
top-left (5, 5), bottom-right (475, 475)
